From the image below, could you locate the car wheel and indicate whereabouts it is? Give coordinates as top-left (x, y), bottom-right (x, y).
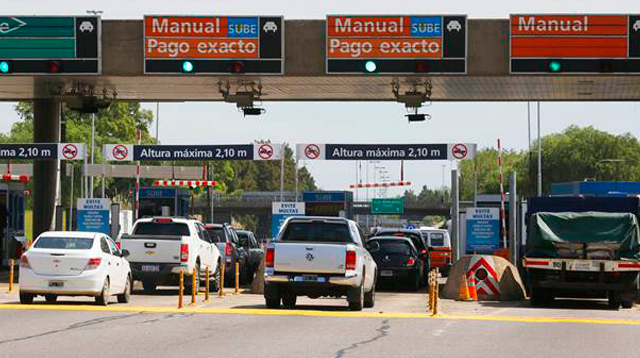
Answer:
top-left (412, 273), bottom-right (421, 292)
top-left (117, 276), bottom-right (131, 303)
top-left (19, 292), bottom-right (34, 304)
top-left (348, 276), bottom-right (365, 311)
top-left (95, 278), bottom-right (110, 306)
top-left (282, 293), bottom-right (297, 308)
top-left (142, 281), bottom-right (157, 293)
top-left (211, 262), bottom-right (222, 293)
top-left (621, 299), bottom-right (634, 309)
top-left (364, 277), bottom-right (376, 308)
top-left (45, 294), bottom-right (58, 303)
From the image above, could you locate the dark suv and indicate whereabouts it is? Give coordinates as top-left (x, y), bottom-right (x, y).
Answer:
top-left (235, 230), bottom-right (263, 282)
top-left (205, 224), bottom-right (249, 286)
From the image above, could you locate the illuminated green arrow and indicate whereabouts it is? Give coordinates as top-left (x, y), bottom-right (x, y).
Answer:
top-left (0, 17), bottom-right (26, 35)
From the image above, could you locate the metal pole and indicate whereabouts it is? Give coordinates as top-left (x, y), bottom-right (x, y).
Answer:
top-left (90, 113), bottom-right (95, 198)
top-left (537, 101), bottom-right (542, 196)
top-left (451, 169), bottom-right (460, 262)
top-left (279, 150), bottom-right (285, 201)
top-left (69, 164), bottom-right (74, 231)
top-left (83, 135), bottom-right (88, 199)
top-left (509, 172), bottom-right (517, 265)
top-left (295, 158), bottom-right (299, 202)
top-left (155, 102), bottom-right (160, 143)
top-left (101, 156), bottom-right (106, 198)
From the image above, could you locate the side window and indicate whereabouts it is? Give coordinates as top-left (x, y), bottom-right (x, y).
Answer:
top-left (349, 222), bottom-right (363, 247)
top-left (100, 238), bottom-right (111, 254)
top-left (250, 234), bottom-right (258, 249)
top-left (230, 229), bottom-right (239, 244)
top-left (107, 238), bottom-right (119, 256)
top-left (195, 224), bottom-right (210, 243)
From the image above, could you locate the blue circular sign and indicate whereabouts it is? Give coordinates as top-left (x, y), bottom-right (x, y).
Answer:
top-left (406, 224), bottom-right (416, 230)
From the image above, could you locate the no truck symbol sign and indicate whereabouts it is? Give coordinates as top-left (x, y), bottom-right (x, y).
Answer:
top-left (113, 145), bottom-right (128, 161)
top-left (61, 144), bottom-right (78, 160)
top-left (305, 144), bottom-right (320, 159)
top-left (452, 143), bottom-right (468, 159)
top-left (258, 144), bottom-right (274, 159)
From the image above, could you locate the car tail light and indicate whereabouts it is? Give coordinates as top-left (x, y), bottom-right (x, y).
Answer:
top-left (406, 258), bottom-right (416, 266)
top-left (225, 242), bottom-right (232, 256)
top-left (20, 255), bottom-right (30, 269)
top-left (116, 241), bottom-right (121, 250)
top-left (181, 243), bottom-right (189, 263)
top-left (265, 248), bottom-right (274, 268)
top-left (86, 258), bottom-right (102, 269)
top-left (346, 250), bottom-right (356, 270)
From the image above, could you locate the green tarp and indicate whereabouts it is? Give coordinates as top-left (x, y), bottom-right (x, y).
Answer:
top-left (526, 212), bottom-right (640, 260)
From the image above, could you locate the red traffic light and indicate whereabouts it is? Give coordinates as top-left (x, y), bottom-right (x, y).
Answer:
top-left (48, 61), bottom-right (61, 73)
top-left (230, 61), bottom-right (245, 74)
top-left (415, 62), bottom-right (429, 73)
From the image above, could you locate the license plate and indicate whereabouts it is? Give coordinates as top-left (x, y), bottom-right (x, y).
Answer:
top-left (380, 270), bottom-right (393, 277)
top-left (48, 281), bottom-right (64, 288)
top-left (141, 265), bottom-right (160, 272)
top-left (572, 261), bottom-right (595, 271)
top-left (293, 275), bottom-right (324, 282)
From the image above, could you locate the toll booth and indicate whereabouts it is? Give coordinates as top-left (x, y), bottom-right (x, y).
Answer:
top-left (302, 191), bottom-right (353, 218)
top-left (0, 182), bottom-right (25, 267)
top-left (138, 187), bottom-right (190, 218)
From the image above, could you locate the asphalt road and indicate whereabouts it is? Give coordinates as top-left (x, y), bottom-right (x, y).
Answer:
top-left (2, 277), bottom-right (640, 358)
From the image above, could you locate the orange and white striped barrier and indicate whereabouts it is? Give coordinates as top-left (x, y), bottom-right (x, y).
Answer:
top-left (1, 174), bottom-right (29, 182)
top-left (153, 180), bottom-right (217, 188)
top-left (349, 181), bottom-right (412, 189)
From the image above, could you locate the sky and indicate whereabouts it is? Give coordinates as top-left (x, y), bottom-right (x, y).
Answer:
top-left (1, 0), bottom-right (640, 199)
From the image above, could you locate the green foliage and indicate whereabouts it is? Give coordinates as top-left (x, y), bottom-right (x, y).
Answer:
top-left (459, 148), bottom-right (521, 201)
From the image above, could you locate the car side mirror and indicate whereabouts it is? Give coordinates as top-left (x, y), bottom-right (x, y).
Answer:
top-left (121, 249), bottom-right (130, 258)
top-left (367, 241), bottom-right (381, 252)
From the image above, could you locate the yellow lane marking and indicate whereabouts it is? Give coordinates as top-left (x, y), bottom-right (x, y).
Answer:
top-left (1, 304), bottom-right (640, 326)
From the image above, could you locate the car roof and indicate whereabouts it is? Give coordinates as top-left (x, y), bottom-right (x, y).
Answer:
top-left (377, 229), bottom-right (422, 235)
top-left (369, 236), bottom-right (413, 242)
top-left (137, 217), bottom-right (194, 224)
top-left (204, 224), bottom-right (223, 229)
top-left (286, 216), bottom-right (351, 223)
top-left (39, 231), bottom-right (101, 239)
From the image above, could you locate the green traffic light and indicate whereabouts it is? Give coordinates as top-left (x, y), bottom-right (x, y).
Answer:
top-left (549, 61), bottom-right (561, 72)
top-left (365, 61), bottom-right (377, 73)
top-left (0, 61), bottom-right (9, 73)
top-left (182, 61), bottom-right (194, 73)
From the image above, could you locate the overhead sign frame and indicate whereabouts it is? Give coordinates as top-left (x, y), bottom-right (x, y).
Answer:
top-left (509, 13), bottom-right (640, 74)
top-left (326, 14), bottom-right (467, 74)
top-left (143, 15), bottom-right (284, 75)
top-left (296, 143), bottom-right (476, 161)
top-left (0, 15), bottom-right (101, 75)
top-left (104, 143), bottom-right (283, 162)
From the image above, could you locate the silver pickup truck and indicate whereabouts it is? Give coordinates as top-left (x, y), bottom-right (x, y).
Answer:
top-left (264, 216), bottom-right (377, 311)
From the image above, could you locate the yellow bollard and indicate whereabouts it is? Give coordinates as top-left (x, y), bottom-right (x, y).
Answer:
top-left (219, 262), bottom-right (225, 297)
top-left (8, 259), bottom-right (14, 293)
top-left (432, 269), bottom-right (439, 316)
top-left (204, 267), bottom-right (210, 302)
top-left (178, 269), bottom-right (184, 309)
top-left (427, 270), bottom-right (434, 312)
top-left (234, 262), bottom-right (240, 294)
top-left (191, 267), bottom-right (197, 305)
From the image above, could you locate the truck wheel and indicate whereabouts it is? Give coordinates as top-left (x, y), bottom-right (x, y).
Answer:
top-left (264, 283), bottom-right (281, 309)
top-left (364, 278), bottom-right (376, 308)
top-left (621, 300), bottom-right (634, 309)
top-left (45, 294), bottom-right (58, 303)
top-left (348, 280), bottom-right (365, 311)
top-left (142, 282), bottom-right (157, 293)
top-left (282, 293), bottom-right (297, 308)
top-left (608, 291), bottom-right (620, 309)
top-left (530, 288), bottom-right (545, 307)
top-left (19, 292), bottom-right (34, 305)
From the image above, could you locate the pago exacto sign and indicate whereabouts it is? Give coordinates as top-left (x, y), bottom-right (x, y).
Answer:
top-left (144, 15), bottom-right (283, 74)
top-left (510, 14), bottom-right (640, 73)
top-left (296, 143), bottom-right (476, 161)
top-left (326, 15), bottom-right (466, 74)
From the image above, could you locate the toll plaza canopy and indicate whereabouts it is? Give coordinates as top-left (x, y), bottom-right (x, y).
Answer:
top-left (1, 15), bottom-right (640, 101)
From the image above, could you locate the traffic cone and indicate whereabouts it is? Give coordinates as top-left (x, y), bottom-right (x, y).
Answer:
top-left (458, 274), bottom-right (471, 301)
top-left (467, 271), bottom-right (478, 301)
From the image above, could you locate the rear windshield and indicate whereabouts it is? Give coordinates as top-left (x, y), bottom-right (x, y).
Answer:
top-left (379, 232), bottom-right (426, 251)
top-left (375, 241), bottom-right (412, 255)
top-left (281, 222), bottom-right (351, 243)
top-left (429, 233), bottom-right (446, 246)
top-left (34, 237), bottom-right (94, 250)
top-left (205, 228), bottom-right (226, 243)
top-left (133, 222), bottom-right (190, 236)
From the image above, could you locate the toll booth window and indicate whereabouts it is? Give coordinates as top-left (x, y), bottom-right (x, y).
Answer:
top-left (133, 223), bottom-right (190, 236)
top-left (430, 233), bottom-right (446, 246)
top-left (205, 228), bottom-right (226, 243)
top-left (281, 222), bottom-right (351, 243)
top-left (34, 237), bottom-right (94, 250)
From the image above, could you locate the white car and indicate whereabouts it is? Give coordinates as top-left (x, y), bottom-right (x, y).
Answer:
top-left (19, 231), bottom-right (132, 306)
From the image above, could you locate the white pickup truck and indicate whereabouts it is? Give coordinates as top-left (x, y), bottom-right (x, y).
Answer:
top-left (120, 217), bottom-right (221, 294)
top-left (264, 216), bottom-right (377, 311)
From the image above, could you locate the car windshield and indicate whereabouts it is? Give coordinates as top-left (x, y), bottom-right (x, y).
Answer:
top-left (205, 228), bottom-right (226, 243)
top-left (430, 233), bottom-right (446, 246)
top-left (375, 241), bottom-right (412, 256)
top-left (281, 222), bottom-right (351, 243)
top-left (378, 232), bottom-right (426, 251)
top-left (34, 237), bottom-right (94, 250)
top-left (133, 222), bottom-right (190, 236)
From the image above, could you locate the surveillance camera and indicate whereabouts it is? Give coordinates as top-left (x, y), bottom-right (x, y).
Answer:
top-left (242, 107), bottom-right (265, 116)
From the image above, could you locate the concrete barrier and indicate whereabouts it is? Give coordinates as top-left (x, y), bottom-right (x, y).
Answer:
top-left (442, 255), bottom-right (526, 301)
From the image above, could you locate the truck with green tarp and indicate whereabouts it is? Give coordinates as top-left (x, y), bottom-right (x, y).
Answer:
top-left (523, 211), bottom-right (640, 308)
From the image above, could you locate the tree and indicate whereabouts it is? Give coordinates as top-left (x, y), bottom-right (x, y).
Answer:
top-left (458, 148), bottom-right (523, 201)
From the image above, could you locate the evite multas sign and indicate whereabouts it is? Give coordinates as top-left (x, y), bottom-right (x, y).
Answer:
top-left (326, 15), bottom-right (466, 74)
top-left (103, 144), bottom-right (282, 161)
top-left (510, 14), bottom-right (640, 73)
top-left (144, 15), bottom-right (283, 74)
top-left (296, 143), bottom-right (476, 161)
